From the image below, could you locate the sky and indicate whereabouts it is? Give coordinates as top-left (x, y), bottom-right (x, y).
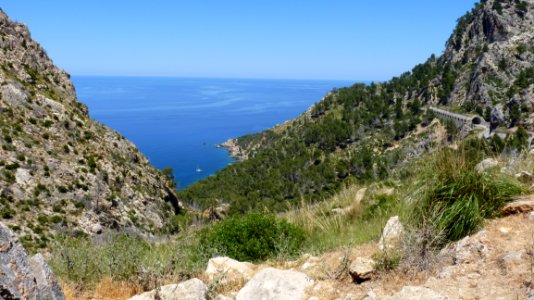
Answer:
top-left (1, 1), bottom-right (478, 81)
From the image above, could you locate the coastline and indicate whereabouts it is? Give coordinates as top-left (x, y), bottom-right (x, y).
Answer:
top-left (219, 138), bottom-right (247, 161)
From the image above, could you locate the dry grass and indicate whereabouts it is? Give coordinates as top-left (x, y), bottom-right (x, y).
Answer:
top-left (61, 278), bottom-right (142, 300)
top-left (282, 183), bottom-right (408, 254)
top-left (197, 272), bottom-right (249, 299)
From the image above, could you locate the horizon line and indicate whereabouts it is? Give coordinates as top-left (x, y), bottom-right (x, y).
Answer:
top-left (69, 73), bottom-right (378, 83)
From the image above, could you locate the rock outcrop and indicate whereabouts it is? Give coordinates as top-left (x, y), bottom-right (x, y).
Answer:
top-left (236, 268), bottom-right (313, 300)
top-left (348, 257), bottom-right (375, 283)
top-left (384, 286), bottom-right (446, 300)
top-left (0, 222), bottom-right (64, 299)
top-left (475, 158), bottom-right (499, 173)
top-left (0, 8), bottom-right (180, 244)
top-left (502, 195), bottom-right (534, 214)
top-left (128, 279), bottom-right (207, 300)
top-left (205, 256), bottom-right (255, 284)
top-left (378, 216), bottom-right (404, 250)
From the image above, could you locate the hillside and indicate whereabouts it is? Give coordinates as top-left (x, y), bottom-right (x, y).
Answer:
top-left (179, 0), bottom-right (534, 214)
top-left (0, 9), bottom-right (180, 250)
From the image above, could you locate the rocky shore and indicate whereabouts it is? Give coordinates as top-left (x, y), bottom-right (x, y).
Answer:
top-left (220, 139), bottom-right (247, 161)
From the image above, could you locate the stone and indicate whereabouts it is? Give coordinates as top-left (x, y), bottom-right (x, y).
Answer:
top-left (354, 188), bottom-right (367, 206)
top-left (451, 235), bottom-right (488, 265)
top-left (378, 216), bottom-right (404, 250)
top-left (502, 197), bottom-right (534, 215)
top-left (348, 257), bottom-right (375, 283)
top-left (90, 223), bottom-right (103, 234)
top-left (515, 171), bottom-right (533, 183)
top-left (475, 158), bottom-right (498, 173)
top-left (236, 268), bottom-right (313, 300)
top-left (498, 227), bottom-right (511, 234)
top-left (384, 286), bottom-right (446, 300)
top-left (205, 256), bottom-right (255, 283)
top-left (500, 251), bottom-right (524, 270)
top-left (128, 279), bottom-right (207, 300)
top-left (0, 222), bottom-right (65, 300)
top-left (14, 168), bottom-right (31, 185)
top-left (363, 290), bottom-right (377, 300)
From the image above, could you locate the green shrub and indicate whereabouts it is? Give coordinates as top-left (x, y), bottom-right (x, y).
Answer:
top-left (414, 144), bottom-right (524, 242)
top-left (42, 120), bottom-right (53, 128)
top-left (198, 213), bottom-right (305, 262)
top-left (2, 170), bottom-right (15, 183)
top-left (362, 194), bottom-right (398, 220)
top-left (1, 208), bottom-right (14, 219)
top-left (373, 250), bottom-right (400, 272)
top-left (5, 162), bottom-right (20, 170)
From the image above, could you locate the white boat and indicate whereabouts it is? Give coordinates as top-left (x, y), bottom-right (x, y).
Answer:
top-left (196, 168), bottom-right (203, 173)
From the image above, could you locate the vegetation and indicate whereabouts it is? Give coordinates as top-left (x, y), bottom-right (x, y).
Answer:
top-left (411, 141), bottom-right (524, 242)
top-left (49, 233), bottom-right (203, 290)
top-left (178, 55), bottom-right (448, 213)
top-left (198, 213), bottom-right (305, 262)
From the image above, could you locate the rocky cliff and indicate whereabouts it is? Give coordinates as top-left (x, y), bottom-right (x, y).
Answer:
top-left (0, 9), bottom-right (179, 249)
top-left (436, 0), bottom-right (534, 128)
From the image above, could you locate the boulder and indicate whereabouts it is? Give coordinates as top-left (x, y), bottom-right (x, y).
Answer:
top-left (348, 257), bottom-right (375, 283)
top-left (205, 256), bottom-right (255, 283)
top-left (451, 233), bottom-right (488, 265)
top-left (474, 158), bottom-right (498, 173)
top-left (0, 222), bottom-right (65, 300)
top-left (354, 188), bottom-right (367, 206)
top-left (384, 286), bottom-right (446, 300)
top-left (128, 279), bottom-right (207, 300)
top-left (378, 216), bottom-right (404, 250)
top-left (515, 171), bottom-right (533, 183)
top-left (502, 196), bottom-right (534, 215)
top-left (236, 268), bottom-right (313, 300)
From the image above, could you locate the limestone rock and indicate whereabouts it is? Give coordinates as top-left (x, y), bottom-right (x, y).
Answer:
top-left (515, 171), bottom-right (533, 183)
top-left (363, 290), bottom-right (377, 300)
top-left (451, 234), bottom-right (488, 265)
top-left (0, 8), bottom-right (181, 238)
top-left (502, 196), bottom-right (534, 215)
top-left (475, 158), bottom-right (498, 173)
top-left (384, 286), bottom-right (446, 300)
top-left (128, 279), bottom-right (207, 300)
top-left (205, 256), bottom-right (255, 283)
top-left (354, 188), bottom-right (367, 206)
top-left (348, 257), bottom-right (375, 283)
top-left (236, 268), bottom-right (313, 300)
top-left (378, 216), bottom-right (404, 250)
top-left (0, 222), bottom-right (65, 300)
top-left (214, 295), bottom-right (234, 300)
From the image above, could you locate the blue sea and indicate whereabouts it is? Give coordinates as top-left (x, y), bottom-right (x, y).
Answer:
top-left (72, 76), bottom-right (353, 188)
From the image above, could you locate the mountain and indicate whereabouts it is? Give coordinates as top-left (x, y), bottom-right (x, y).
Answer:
top-left (178, 0), bottom-right (534, 213)
top-left (0, 9), bottom-right (180, 249)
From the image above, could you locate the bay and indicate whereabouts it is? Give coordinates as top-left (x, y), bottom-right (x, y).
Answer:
top-left (73, 76), bottom-right (353, 188)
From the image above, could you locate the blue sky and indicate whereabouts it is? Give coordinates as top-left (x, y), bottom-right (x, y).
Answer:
top-left (2, 1), bottom-right (478, 80)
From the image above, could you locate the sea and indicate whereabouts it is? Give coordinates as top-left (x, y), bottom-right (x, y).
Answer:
top-left (72, 76), bottom-right (354, 188)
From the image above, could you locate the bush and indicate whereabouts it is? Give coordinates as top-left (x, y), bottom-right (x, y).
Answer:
top-left (414, 143), bottom-right (524, 242)
top-left (198, 213), bottom-right (305, 262)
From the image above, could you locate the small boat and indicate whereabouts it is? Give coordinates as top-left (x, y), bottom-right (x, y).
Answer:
top-left (196, 168), bottom-right (203, 173)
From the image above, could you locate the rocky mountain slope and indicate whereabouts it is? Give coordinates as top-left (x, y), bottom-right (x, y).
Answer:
top-left (179, 0), bottom-right (534, 213)
top-left (441, 0), bottom-right (534, 128)
top-left (0, 9), bottom-right (180, 249)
